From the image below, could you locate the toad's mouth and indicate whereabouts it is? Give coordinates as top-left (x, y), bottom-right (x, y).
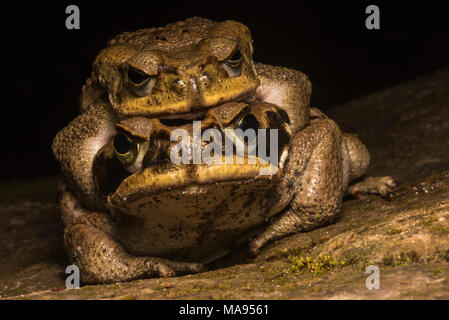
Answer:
top-left (93, 101), bottom-right (292, 207)
top-left (158, 109), bottom-right (208, 124)
top-left (107, 157), bottom-right (278, 208)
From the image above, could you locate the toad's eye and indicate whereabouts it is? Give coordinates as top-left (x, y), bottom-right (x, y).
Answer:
top-left (113, 134), bottom-right (147, 173)
top-left (114, 134), bottom-right (133, 155)
top-left (226, 50), bottom-right (242, 68)
top-left (235, 114), bottom-right (259, 145)
top-left (113, 134), bottom-right (137, 165)
top-left (237, 114), bottom-right (259, 133)
top-left (128, 68), bottom-right (150, 86)
top-left (127, 68), bottom-right (156, 97)
top-left (223, 49), bottom-right (243, 77)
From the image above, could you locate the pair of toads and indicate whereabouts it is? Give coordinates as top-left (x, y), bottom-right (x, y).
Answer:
top-left (52, 17), bottom-right (396, 284)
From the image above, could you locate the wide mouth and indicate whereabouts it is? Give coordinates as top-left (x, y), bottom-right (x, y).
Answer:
top-left (94, 101), bottom-right (292, 208)
top-left (108, 157), bottom-right (278, 208)
top-left (115, 80), bottom-right (258, 119)
top-left (159, 110), bottom-right (206, 127)
top-left (158, 109), bottom-right (208, 123)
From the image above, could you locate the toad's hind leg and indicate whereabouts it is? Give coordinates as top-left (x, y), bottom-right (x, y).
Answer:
top-left (342, 133), bottom-right (397, 199)
top-left (249, 120), bottom-right (398, 255)
top-left (341, 132), bottom-right (371, 188)
top-left (249, 119), bottom-right (345, 255)
top-left (348, 176), bottom-right (398, 200)
top-left (64, 213), bottom-right (206, 284)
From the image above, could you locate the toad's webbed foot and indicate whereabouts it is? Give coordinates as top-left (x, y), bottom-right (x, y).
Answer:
top-left (348, 176), bottom-right (398, 200)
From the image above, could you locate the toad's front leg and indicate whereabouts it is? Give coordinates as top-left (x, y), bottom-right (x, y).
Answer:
top-left (64, 212), bottom-right (206, 284)
top-left (255, 63), bottom-right (312, 132)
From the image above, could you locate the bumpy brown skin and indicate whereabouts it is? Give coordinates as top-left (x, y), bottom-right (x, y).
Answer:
top-left (249, 118), bottom-right (371, 254)
top-left (53, 18), bottom-right (396, 284)
top-left (64, 213), bottom-right (206, 283)
top-left (80, 17), bottom-right (312, 133)
top-left (53, 101), bottom-right (393, 284)
top-left (52, 99), bottom-right (116, 212)
top-left (81, 17), bottom-right (260, 119)
top-left (254, 63), bottom-right (312, 133)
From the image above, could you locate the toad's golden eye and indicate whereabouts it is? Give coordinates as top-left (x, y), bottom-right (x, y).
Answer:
top-left (226, 112), bottom-right (260, 155)
top-left (127, 68), bottom-right (157, 97)
top-left (113, 133), bottom-right (149, 173)
top-left (128, 69), bottom-right (150, 86)
top-left (226, 50), bottom-right (242, 68)
top-left (113, 134), bottom-right (137, 166)
top-left (237, 113), bottom-right (259, 131)
top-left (223, 50), bottom-right (243, 77)
top-left (235, 113), bottom-right (259, 146)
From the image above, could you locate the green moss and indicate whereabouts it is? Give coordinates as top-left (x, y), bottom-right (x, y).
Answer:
top-left (421, 216), bottom-right (438, 227)
top-left (288, 254), bottom-right (346, 276)
top-left (190, 283), bottom-right (208, 294)
top-left (382, 251), bottom-right (419, 266)
top-left (280, 248), bottom-right (290, 257)
top-left (382, 253), bottom-right (395, 266)
top-left (217, 283), bottom-right (232, 290)
top-left (386, 227), bottom-right (402, 235)
top-left (333, 242), bottom-right (343, 250)
top-left (432, 267), bottom-right (443, 275)
top-left (407, 250), bottom-right (420, 263)
top-left (339, 245), bottom-right (378, 269)
top-left (395, 253), bottom-right (411, 265)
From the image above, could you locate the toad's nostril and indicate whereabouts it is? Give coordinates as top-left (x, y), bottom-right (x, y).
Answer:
top-left (199, 73), bottom-right (212, 87)
top-left (171, 78), bottom-right (186, 93)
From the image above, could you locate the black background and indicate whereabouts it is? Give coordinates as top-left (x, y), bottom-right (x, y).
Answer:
top-left (2, 1), bottom-right (449, 180)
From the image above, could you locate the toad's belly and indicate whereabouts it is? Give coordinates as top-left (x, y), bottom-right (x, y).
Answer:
top-left (114, 180), bottom-right (282, 262)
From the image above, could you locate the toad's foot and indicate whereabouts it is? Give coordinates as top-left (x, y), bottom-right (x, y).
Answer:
top-left (141, 257), bottom-right (208, 278)
top-left (348, 176), bottom-right (398, 200)
top-left (65, 213), bottom-right (207, 284)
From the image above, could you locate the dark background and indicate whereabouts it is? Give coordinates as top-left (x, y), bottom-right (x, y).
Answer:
top-left (2, 1), bottom-right (449, 180)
